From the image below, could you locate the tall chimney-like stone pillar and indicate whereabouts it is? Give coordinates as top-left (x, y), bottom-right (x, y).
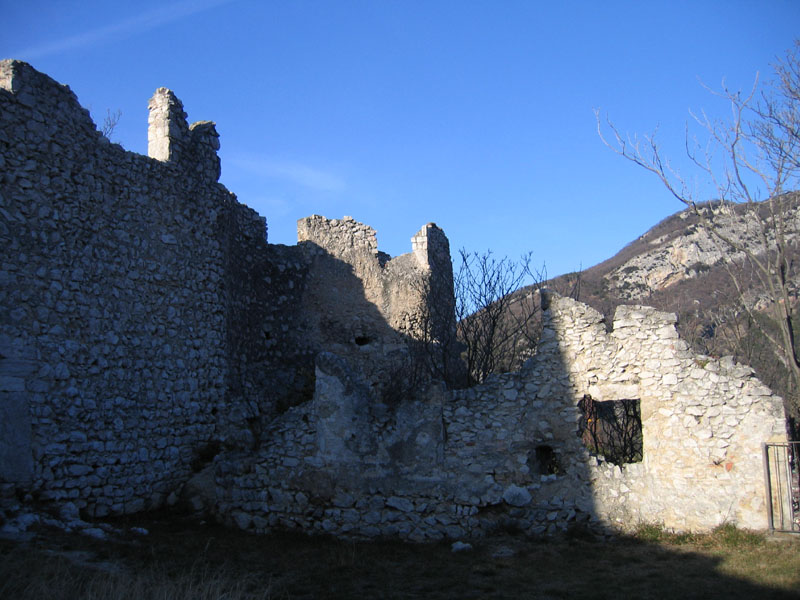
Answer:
top-left (147, 87), bottom-right (189, 162)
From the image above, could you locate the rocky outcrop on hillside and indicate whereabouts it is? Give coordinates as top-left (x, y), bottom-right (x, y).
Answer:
top-left (604, 203), bottom-right (798, 300)
top-left (540, 195), bottom-right (800, 435)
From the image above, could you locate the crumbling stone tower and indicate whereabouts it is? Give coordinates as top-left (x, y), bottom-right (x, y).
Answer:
top-left (148, 87), bottom-right (221, 182)
top-left (295, 216), bottom-right (454, 337)
top-left (293, 215), bottom-right (459, 398)
top-left (410, 223), bottom-right (456, 344)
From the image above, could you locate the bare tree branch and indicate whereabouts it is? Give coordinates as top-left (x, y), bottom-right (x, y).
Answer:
top-left (599, 42), bottom-right (800, 436)
top-left (101, 108), bottom-right (122, 139)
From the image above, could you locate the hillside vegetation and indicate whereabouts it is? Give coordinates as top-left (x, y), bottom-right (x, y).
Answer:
top-left (541, 194), bottom-right (800, 436)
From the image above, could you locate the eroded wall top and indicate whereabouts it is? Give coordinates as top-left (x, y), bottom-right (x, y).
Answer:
top-left (147, 86), bottom-right (221, 182)
top-left (0, 59), bottom-right (265, 517)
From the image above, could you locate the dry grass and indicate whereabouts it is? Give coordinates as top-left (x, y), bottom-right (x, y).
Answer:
top-left (1, 514), bottom-right (799, 599)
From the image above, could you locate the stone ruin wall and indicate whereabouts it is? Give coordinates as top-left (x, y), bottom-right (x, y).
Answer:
top-left (0, 59), bottom-right (789, 535)
top-left (546, 297), bottom-right (787, 530)
top-left (225, 214), bottom-right (458, 436)
top-left (296, 214), bottom-right (453, 338)
top-left (0, 60), bottom-right (455, 518)
top-left (215, 295), bottom-right (787, 539)
top-left (294, 215), bottom-right (456, 400)
top-left (0, 59), bottom-right (271, 515)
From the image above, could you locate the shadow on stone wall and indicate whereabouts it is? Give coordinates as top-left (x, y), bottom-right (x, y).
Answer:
top-left (1, 59), bottom-right (787, 544)
top-left (214, 282), bottom-right (789, 540)
top-left (1, 59), bottom-right (240, 517)
top-left (213, 269), bottom-right (601, 541)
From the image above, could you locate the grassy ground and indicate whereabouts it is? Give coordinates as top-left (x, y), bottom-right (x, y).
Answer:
top-left (1, 513), bottom-right (799, 599)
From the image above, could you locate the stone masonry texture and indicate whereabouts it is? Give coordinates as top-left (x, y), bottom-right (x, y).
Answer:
top-left (0, 60), bottom-right (789, 537)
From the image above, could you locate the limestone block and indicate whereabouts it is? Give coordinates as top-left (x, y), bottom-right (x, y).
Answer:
top-left (502, 484), bottom-right (532, 507)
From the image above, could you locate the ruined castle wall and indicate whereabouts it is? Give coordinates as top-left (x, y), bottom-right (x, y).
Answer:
top-left (294, 216), bottom-right (457, 400)
top-left (213, 307), bottom-right (593, 541)
top-left (296, 216), bottom-right (453, 336)
top-left (296, 215), bottom-right (397, 346)
top-left (215, 295), bottom-right (786, 538)
top-left (1, 60), bottom-right (786, 538)
top-left (0, 60), bottom-right (264, 516)
top-left (238, 242), bottom-right (315, 419)
top-left (553, 299), bottom-right (786, 530)
top-left (388, 223), bottom-right (455, 341)
top-left (214, 202), bottom-right (277, 447)
top-left (214, 336), bottom-right (594, 540)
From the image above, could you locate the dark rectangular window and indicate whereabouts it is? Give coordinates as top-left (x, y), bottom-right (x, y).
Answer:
top-left (578, 395), bottom-right (643, 465)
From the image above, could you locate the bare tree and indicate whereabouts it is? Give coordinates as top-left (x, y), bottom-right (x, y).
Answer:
top-left (598, 42), bottom-right (800, 435)
top-left (455, 249), bottom-right (546, 386)
top-left (405, 249), bottom-right (546, 389)
top-left (101, 108), bottom-right (122, 139)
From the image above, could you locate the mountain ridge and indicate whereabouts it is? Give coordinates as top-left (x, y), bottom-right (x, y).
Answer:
top-left (536, 194), bottom-right (800, 431)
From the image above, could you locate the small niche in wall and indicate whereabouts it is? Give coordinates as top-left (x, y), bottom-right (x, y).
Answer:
top-left (354, 335), bottom-right (371, 346)
top-left (577, 394), bottom-right (643, 465)
top-left (190, 440), bottom-right (221, 473)
top-left (529, 444), bottom-right (561, 475)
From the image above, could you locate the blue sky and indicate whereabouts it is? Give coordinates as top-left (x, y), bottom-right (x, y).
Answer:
top-left (3, 1), bottom-right (799, 278)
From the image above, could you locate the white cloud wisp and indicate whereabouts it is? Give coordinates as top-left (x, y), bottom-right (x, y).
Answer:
top-left (10, 0), bottom-right (236, 60)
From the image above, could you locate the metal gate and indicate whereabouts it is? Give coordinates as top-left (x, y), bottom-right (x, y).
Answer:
top-left (763, 442), bottom-right (800, 533)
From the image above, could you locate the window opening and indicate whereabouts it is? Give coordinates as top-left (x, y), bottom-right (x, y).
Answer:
top-left (577, 394), bottom-right (642, 465)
